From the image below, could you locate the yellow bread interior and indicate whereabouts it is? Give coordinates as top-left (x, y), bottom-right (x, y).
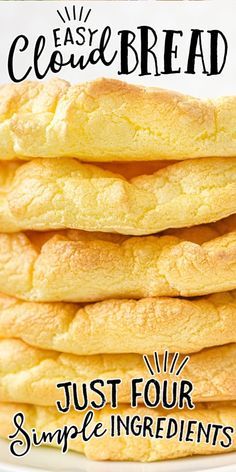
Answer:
top-left (0, 340), bottom-right (235, 405)
top-left (0, 291), bottom-right (236, 355)
top-left (0, 78), bottom-right (236, 160)
top-left (0, 157), bottom-right (236, 234)
top-left (0, 401), bottom-right (235, 461)
top-left (0, 218), bottom-right (235, 301)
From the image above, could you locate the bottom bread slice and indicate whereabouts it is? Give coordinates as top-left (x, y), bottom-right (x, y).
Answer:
top-left (0, 402), bottom-right (235, 461)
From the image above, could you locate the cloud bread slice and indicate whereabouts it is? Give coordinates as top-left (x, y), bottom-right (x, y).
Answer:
top-left (0, 340), bottom-right (235, 405)
top-left (0, 402), bottom-right (235, 461)
top-left (0, 218), bottom-right (235, 301)
top-left (0, 78), bottom-right (236, 161)
top-left (0, 291), bottom-right (235, 356)
top-left (0, 157), bottom-right (236, 234)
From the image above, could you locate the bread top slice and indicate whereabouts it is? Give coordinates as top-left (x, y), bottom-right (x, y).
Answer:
top-left (0, 78), bottom-right (236, 160)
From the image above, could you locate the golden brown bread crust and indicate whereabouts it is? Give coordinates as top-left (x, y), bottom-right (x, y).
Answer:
top-left (0, 223), bottom-right (235, 301)
top-left (0, 157), bottom-right (236, 234)
top-left (0, 78), bottom-right (236, 161)
top-left (0, 340), bottom-right (235, 405)
top-left (163, 214), bottom-right (236, 244)
top-left (96, 160), bottom-right (173, 178)
top-left (0, 402), bottom-right (235, 461)
top-left (0, 291), bottom-right (236, 355)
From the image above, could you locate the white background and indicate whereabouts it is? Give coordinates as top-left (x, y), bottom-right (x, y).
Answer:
top-left (0, 0), bottom-right (235, 97)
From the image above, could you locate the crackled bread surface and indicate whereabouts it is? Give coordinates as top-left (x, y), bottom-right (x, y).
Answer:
top-left (0, 219), bottom-right (235, 301)
top-left (0, 340), bottom-right (235, 405)
top-left (0, 291), bottom-right (236, 355)
top-left (0, 402), bottom-right (235, 461)
top-left (0, 157), bottom-right (236, 234)
top-left (0, 78), bottom-right (236, 160)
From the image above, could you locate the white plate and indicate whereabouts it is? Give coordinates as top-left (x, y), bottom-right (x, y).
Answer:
top-left (0, 439), bottom-right (236, 472)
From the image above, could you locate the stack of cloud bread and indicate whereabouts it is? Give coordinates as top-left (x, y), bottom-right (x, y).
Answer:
top-left (0, 78), bottom-right (235, 462)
